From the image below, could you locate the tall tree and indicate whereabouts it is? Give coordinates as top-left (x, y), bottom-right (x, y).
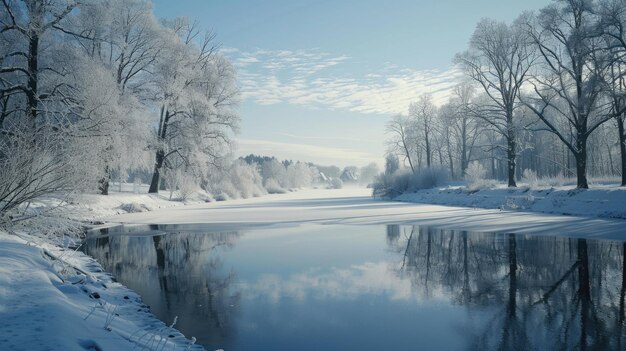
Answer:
top-left (446, 83), bottom-right (482, 177)
top-left (408, 95), bottom-right (436, 168)
top-left (456, 18), bottom-right (535, 187)
top-left (71, 0), bottom-right (162, 194)
top-left (524, 0), bottom-right (610, 189)
top-left (148, 20), bottom-right (239, 193)
top-left (0, 0), bottom-right (79, 130)
top-left (599, 0), bottom-right (626, 186)
top-left (386, 114), bottom-right (417, 173)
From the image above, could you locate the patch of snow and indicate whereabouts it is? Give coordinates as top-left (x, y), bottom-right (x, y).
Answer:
top-left (395, 184), bottom-right (626, 220)
top-left (107, 187), bottom-right (626, 238)
top-left (0, 231), bottom-right (202, 351)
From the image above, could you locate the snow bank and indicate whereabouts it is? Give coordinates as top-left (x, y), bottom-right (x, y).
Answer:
top-left (107, 187), bottom-right (626, 238)
top-left (0, 231), bottom-right (202, 351)
top-left (395, 184), bottom-right (626, 219)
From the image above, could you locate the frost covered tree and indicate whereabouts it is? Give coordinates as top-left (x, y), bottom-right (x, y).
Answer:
top-left (359, 162), bottom-right (380, 184)
top-left (0, 0), bottom-right (244, 223)
top-left (524, 0), bottom-right (611, 188)
top-left (261, 158), bottom-right (287, 189)
top-left (0, 0), bottom-right (91, 215)
top-left (147, 20), bottom-right (239, 193)
top-left (599, 0), bottom-right (626, 186)
top-left (386, 114), bottom-right (417, 173)
top-left (70, 0), bottom-right (161, 193)
top-left (446, 83), bottom-right (482, 177)
top-left (285, 162), bottom-right (318, 188)
top-left (0, 0), bottom-right (80, 128)
top-left (408, 95), bottom-right (436, 168)
top-left (456, 17), bottom-right (535, 187)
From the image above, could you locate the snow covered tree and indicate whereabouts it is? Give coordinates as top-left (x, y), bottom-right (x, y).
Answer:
top-left (386, 114), bottom-right (418, 173)
top-left (599, 0), bottom-right (626, 185)
top-left (0, 0), bottom-right (91, 215)
top-left (456, 17), bottom-right (536, 187)
top-left (524, 0), bottom-right (611, 188)
top-left (408, 95), bottom-right (436, 168)
top-left (285, 162), bottom-right (318, 188)
top-left (147, 20), bottom-right (239, 193)
top-left (359, 162), bottom-right (380, 184)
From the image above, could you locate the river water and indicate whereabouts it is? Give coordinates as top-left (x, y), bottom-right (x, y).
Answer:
top-left (83, 223), bottom-right (626, 350)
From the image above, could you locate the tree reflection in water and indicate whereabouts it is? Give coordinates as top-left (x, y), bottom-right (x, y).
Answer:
top-left (386, 225), bottom-right (626, 350)
top-left (83, 224), bottom-right (626, 351)
top-left (83, 229), bottom-right (241, 347)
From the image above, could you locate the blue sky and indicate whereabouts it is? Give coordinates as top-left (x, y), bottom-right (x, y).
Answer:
top-left (152, 0), bottom-right (551, 167)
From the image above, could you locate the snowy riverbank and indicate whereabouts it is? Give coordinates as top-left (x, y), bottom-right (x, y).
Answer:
top-left (0, 188), bottom-right (253, 351)
top-left (0, 231), bottom-right (203, 351)
top-left (395, 184), bottom-right (626, 219)
top-left (0, 187), bottom-right (336, 351)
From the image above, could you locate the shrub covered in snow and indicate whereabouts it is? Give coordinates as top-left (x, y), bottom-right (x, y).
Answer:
top-left (205, 160), bottom-right (266, 199)
top-left (228, 161), bottom-right (266, 198)
top-left (521, 169), bottom-right (539, 188)
top-left (120, 202), bottom-right (151, 213)
top-left (264, 178), bottom-right (287, 194)
top-left (163, 170), bottom-right (198, 201)
top-left (329, 178), bottom-right (343, 189)
top-left (372, 167), bottom-right (449, 198)
top-left (464, 161), bottom-right (497, 190)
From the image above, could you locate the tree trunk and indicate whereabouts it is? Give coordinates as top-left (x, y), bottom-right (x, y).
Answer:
top-left (618, 117), bottom-right (626, 187)
top-left (98, 165), bottom-right (110, 195)
top-left (438, 148), bottom-right (444, 167)
top-left (461, 142), bottom-right (468, 177)
top-left (149, 108), bottom-right (170, 194)
top-left (27, 32), bottom-right (39, 128)
top-left (446, 137), bottom-right (454, 179)
top-left (507, 136), bottom-right (517, 187)
top-left (575, 136), bottom-right (589, 189)
top-left (148, 149), bottom-right (165, 193)
top-left (425, 129), bottom-right (431, 168)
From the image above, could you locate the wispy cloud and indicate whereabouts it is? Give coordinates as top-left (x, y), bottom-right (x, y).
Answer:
top-left (224, 47), bottom-right (462, 115)
top-left (236, 138), bottom-right (379, 165)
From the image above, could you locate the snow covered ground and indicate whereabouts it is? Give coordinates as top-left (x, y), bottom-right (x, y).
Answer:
top-left (395, 183), bottom-right (626, 220)
top-left (0, 232), bottom-right (203, 351)
top-left (108, 187), bottom-right (626, 238)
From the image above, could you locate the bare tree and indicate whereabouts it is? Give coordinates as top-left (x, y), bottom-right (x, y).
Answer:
top-left (599, 0), bottom-right (626, 185)
top-left (386, 114), bottom-right (417, 173)
top-left (0, 0), bottom-right (88, 218)
top-left (0, 0), bottom-right (80, 130)
top-left (408, 95), bottom-right (436, 168)
top-left (446, 83), bottom-right (482, 177)
top-left (523, 0), bottom-right (610, 189)
top-left (456, 18), bottom-right (536, 187)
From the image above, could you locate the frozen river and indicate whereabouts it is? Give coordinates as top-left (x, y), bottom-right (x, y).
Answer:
top-left (85, 188), bottom-right (626, 350)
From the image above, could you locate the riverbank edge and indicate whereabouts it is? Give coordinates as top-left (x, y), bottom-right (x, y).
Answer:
top-left (0, 229), bottom-right (205, 351)
top-left (394, 185), bottom-right (626, 220)
top-left (0, 192), bottom-right (235, 350)
top-left (1, 187), bottom-right (328, 350)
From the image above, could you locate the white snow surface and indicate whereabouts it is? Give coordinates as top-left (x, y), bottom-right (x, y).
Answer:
top-left (395, 184), bottom-right (626, 219)
top-left (108, 187), bottom-right (626, 238)
top-left (0, 232), bottom-right (202, 351)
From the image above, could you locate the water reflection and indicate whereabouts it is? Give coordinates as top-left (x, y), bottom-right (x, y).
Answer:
top-left (84, 225), bottom-right (626, 351)
top-left (386, 225), bottom-right (626, 350)
top-left (84, 230), bottom-right (241, 346)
